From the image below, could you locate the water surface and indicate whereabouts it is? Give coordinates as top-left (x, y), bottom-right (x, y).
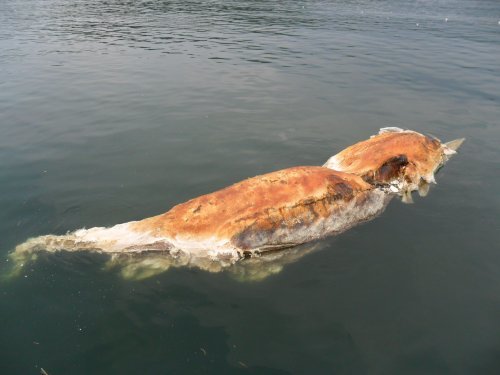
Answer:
top-left (1, 0), bottom-right (499, 373)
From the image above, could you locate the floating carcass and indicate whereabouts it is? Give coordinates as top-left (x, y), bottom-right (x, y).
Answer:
top-left (8, 128), bottom-right (464, 280)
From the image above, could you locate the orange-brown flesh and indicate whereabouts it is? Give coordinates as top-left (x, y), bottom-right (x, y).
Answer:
top-left (334, 132), bottom-right (443, 183)
top-left (130, 166), bottom-right (372, 247)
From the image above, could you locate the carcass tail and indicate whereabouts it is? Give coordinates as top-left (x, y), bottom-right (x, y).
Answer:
top-left (5, 223), bottom-right (174, 279)
top-left (17, 233), bottom-right (98, 254)
top-left (5, 233), bottom-right (96, 279)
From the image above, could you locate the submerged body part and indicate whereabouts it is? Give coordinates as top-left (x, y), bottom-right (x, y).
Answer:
top-left (8, 128), bottom-right (464, 280)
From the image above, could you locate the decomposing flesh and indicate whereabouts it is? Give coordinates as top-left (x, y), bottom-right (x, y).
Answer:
top-left (8, 127), bottom-right (464, 280)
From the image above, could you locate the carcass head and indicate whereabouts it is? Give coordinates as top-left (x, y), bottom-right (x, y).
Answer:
top-left (323, 127), bottom-right (465, 203)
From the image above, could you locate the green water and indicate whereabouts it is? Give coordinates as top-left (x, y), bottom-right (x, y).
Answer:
top-left (1, 0), bottom-right (499, 373)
